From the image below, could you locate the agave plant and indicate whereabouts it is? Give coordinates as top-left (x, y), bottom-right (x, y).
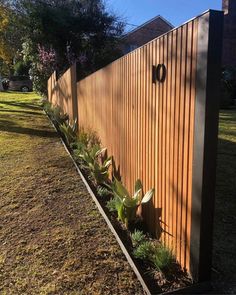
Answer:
top-left (59, 119), bottom-right (77, 146)
top-left (79, 145), bottom-right (112, 185)
top-left (107, 178), bottom-right (154, 227)
top-left (51, 106), bottom-right (68, 125)
top-left (43, 101), bottom-right (53, 114)
top-left (78, 145), bottom-right (103, 167)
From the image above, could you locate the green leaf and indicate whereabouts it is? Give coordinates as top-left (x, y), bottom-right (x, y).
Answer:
top-left (135, 179), bottom-right (143, 194)
top-left (133, 188), bottom-right (142, 203)
top-left (114, 178), bottom-right (130, 199)
top-left (141, 188), bottom-right (155, 204)
top-left (95, 147), bottom-right (107, 158)
top-left (103, 156), bottom-right (112, 168)
top-left (123, 196), bottom-right (138, 208)
top-left (117, 203), bottom-right (125, 222)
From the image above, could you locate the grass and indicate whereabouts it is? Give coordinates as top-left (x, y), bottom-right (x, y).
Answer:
top-left (212, 109), bottom-right (236, 292)
top-left (0, 91), bottom-right (144, 295)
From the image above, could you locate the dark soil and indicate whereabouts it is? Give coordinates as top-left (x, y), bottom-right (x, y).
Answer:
top-left (69, 156), bottom-right (192, 295)
top-left (0, 92), bottom-right (144, 295)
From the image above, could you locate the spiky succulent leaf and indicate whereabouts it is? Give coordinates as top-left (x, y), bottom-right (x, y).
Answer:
top-left (95, 147), bottom-right (107, 158)
top-left (103, 156), bottom-right (112, 168)
top-left (117, 202), bottom-right (126, 222)
top-left (135, 179), bottom-right (143, 194)
top-left (123, 196), bottom-right (138, 208)
top-left (113, 178), bottom-right (130, 199)
top-left (141, 188), bottom-right (155, 204)
top-left (133, 188), bottom-right (142, 203)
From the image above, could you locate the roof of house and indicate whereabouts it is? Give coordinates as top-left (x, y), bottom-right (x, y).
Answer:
top-left (122, 15), bottom-right (174, 39)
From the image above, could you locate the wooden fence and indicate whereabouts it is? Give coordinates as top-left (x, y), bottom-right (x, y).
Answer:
top-left (47, 10), bottom-right (223, 282)
top-left (48, 64), bottom-right (77, 121)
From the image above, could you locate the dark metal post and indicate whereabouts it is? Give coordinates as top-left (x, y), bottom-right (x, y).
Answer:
top-left (190, 10), bottom-right (224, 282)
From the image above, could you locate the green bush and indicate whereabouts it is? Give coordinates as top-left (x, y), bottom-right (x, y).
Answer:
top-left (97, 185), bottom-right (111, 198)
top-left (221, 67), bottom-right (236, 109)
top-left (131, 230), bottom-right (146, 248)
top-left (14, 60), bottom-right (30, 76)
top-left (133, 241), bottom-right (154, 260)
top-left (79, 145), bottom-right (112, 185)
top-left (59, 119), bottom-right (77, 146)
top-left (150, 244), bottom-right (174, 272)
top-left (43, 102), bottom-right (68, 127)
top-left (50, 106), bottom-right (68, 126)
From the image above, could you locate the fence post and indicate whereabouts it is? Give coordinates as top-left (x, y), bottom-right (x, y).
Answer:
top-left (70, 63), bottom-right (78, 122)
top-left (190, 10), bottom-right (224, 282)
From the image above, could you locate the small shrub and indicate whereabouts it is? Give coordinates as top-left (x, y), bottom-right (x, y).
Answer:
top-left (79, 146), bottom-right (112, 185)
top-left (221, 67), bottom-right (236, 109)
top-left (51, 106), bottom-right (68, 125)
top-left (131, 230), bottom-right (146, 248)
top-left (150, 244), bottom-right (174, 272)
top-left (97, 185), bottom-right (111, 198)
top-left (70, 141), bottom-right (82, 150)
top-left (43, 102), bottom-right (68, 126)
top-left (133, 241), bottom-right (154, 260)
top-left (106, 197), bottom-right (118, 212)
top-left (44, 102), bottom-right (52, 116)
top-left (59, 119), bottom-right (77, 146)
top-left (78, 127), bottom-right (101, 149)
top-left (71, 127), bottom-right (101, 162)
top-left (108, 178), bottom-right (154, 227)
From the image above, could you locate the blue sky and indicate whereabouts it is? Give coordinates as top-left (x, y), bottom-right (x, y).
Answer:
top-left (107, 0), bottom-right (222, 31)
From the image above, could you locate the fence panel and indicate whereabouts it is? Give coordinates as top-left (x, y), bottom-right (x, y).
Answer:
top-left (76, 10), bottom-right (223, 280)
top-left (47, 64), bottom-right (77, 121)
top-left (48, 10), bottom-right (223, 281)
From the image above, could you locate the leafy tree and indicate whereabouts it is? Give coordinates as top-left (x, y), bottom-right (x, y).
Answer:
top-left (13, 60), bottom-right (30, 76)
top-left (7, 0), bottom-right (124, 94)
top-left (0, 1), bottom-right (25, 82)
top-left (0, 2), bottom-right (23, 65)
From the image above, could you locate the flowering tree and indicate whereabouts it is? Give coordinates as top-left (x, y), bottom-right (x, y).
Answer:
top-left (28, 45), bottom-right (57, 95)
top-left (38, 45), bottom-right (56, 76)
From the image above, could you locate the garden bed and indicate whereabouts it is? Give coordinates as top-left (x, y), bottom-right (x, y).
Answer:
top-left (43, 101), bottom-right (202, 294)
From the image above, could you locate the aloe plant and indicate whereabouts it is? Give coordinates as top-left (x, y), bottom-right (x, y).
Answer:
top-left (107, 178), bottom-right (154, 227)
top-left (51, 106), bottom-right (68, 125)
top-left (59, 119), bottom-right (77, 145)
top-left (79, 145), bottom-right (112, 185)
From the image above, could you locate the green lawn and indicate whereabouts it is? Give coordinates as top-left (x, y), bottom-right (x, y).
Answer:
top-left (212, 109), bottom-right (236, 291)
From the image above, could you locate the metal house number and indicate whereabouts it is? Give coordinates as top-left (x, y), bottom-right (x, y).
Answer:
top-left (152, 64), bottom-right (167, 83)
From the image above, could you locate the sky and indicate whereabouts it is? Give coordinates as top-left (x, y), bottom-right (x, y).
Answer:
top-left (106, 0), bottom-right (222, 31)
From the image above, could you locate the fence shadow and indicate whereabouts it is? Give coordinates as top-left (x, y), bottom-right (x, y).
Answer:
top-left (212, 136), bottom-right (236, 285)
top-left (0, 100), bottom-right (41, 111)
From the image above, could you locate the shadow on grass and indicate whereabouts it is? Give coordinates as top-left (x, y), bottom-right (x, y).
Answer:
top-left (212, 137), bottom-right (236, 285)
top-left (0, 118), bottom-right (58, 138)
top-left (0, 108), bottom-right (43, 116)
top-left (0, 100), bottom-right (41, 111)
